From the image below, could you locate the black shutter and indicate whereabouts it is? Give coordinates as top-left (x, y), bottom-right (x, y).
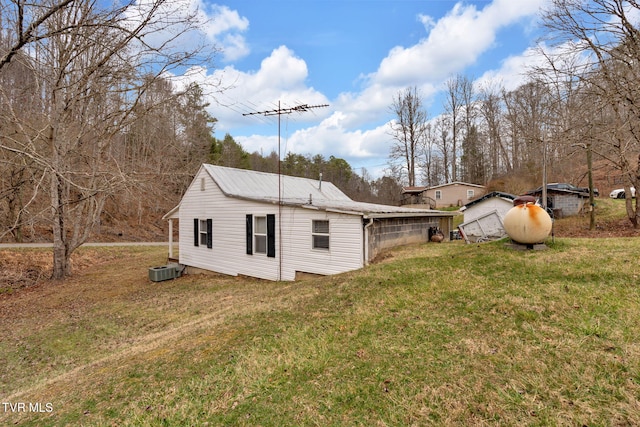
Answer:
top-left (246, 214), bottom-right (253, 255)
top-left (206, 219), bottom-right (213, 249)
top-left (267, 214), bottom-right (276, 258)
top-left (194, 218), bottom-right (199, 247)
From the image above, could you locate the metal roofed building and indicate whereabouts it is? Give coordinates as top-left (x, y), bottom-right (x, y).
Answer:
top-left (163, 164), bottom-right (457, 281)
top-left (457, 191), bottom-right (516, 243)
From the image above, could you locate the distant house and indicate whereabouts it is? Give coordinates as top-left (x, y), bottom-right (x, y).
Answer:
top-left (163, 165), bottom-right (457, 281)
top-left (417, 182), bottom-right (487, 208)
top-left (525, 185), bottom-right (588, 218)
top-left (458, 191), bottom-right (516, 243)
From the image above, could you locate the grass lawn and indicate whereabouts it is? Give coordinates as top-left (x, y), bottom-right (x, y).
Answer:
top-left (1, 235), bottom-right (640, 425)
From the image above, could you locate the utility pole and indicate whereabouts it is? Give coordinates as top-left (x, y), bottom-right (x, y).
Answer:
top-left (243, 101), bottom-right (329, 280)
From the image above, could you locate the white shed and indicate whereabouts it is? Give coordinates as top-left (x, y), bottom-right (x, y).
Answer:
top-left (461, 191), bottom-right (516, 223)
top-left (458, 191), bottom-right (516, 243)
top-left (163, 165), bottom-right (457, 281)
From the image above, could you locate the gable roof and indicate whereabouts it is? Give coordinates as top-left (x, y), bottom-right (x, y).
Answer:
top-left (462, 191), bottom-right (516, 209)
top-left (165, 165), bottom-right (457, 219)
top-left (203, 164), bottom-right (351, 205)
top-left (427, 181), bottom-right (486, 191)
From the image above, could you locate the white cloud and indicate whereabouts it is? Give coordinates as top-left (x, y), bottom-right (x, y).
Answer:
top-left (176, 46), bottom-right (330, 133)
top-left (236, 113), bottom-right (391, 167)
top-left (125, 1), bottom-right (250, 63)
top-left (197, 3), bottom-right (250, 61)
top-left (475, 46), bottom-right (543, 92)
top-left (371, 0), bottom-right (546, 87)
top-left (168, 0), bottom-right (550, 179)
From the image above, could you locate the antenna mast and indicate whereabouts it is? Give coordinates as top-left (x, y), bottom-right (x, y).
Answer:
top-left (243, 101), bottom-right (329, 280)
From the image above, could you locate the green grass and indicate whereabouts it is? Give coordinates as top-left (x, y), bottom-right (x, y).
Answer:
top-left (1, 239), bottom-right (640, 426)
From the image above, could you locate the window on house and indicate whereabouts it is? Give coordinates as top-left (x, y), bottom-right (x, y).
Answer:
top-left (194, 218), bottom-right (212, 248)
top-left (312, 220), bottom-right (330, 250)
top-left (254, 216), bottom-right (267, 254)
top-left (467, 189), bottom-right (474, 199)
top-left (200, 177), bottom-right (205, 191)
top-left (200, 219), bottom-right (208, 245)
top-left (246, 214), bottom-right (275, 257)
top-left (435, 190), bottom-right (442, 200)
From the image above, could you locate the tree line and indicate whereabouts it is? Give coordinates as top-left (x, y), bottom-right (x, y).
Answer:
top-left (0, 0), bottom-right (402, 280)
top-left (1, 0), bottom-right (640, 280)
top-left (389, 0), bottom-right (640, 228)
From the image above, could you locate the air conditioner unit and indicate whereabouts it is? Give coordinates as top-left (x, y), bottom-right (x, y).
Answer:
top-left (148, 263), bottom-right (182, 282)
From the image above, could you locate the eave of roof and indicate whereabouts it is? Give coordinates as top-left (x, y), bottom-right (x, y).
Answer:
top-left (427, 181), bottom-right (486, 190)
top-left (164, 164), bottom-right (458, 220)
top-left (463, 191), bottom-right (516, 208)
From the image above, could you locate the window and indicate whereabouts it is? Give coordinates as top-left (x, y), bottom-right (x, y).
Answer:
top-left (199, 219), bottom-right (208, 245)
top-left (312, 220), bottom-right (330, 250)
top-left (246, 214), bottom-right (275, 257)
top-left (435, 190), bottom-right (442, 200)
top-left (200, 177), bottom-right (205, 191)
top-left (254, 216), bottom-right (267, 254)
top-left (467, 189), bottom-right (474, 199)
top-left (193, 218), bottom-right (212, 248)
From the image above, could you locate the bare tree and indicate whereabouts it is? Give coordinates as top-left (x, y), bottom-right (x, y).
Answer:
top-left (0, 0), bottom-right (76, 71)
top-left (0, 47), bottom-right (42, 242)
top-left (0, 0), bottom-right (217, 278)
top-left (501, 80), bottom-right (555, 180)
top-left (478, 82), bottom-right (511, 178)
top-left (458, 75), bottom-right (483, 183)
top-left (388, 86), bottom-right (428, 187)
top-left (433, 115), bottom-right (452, 184)
top-left (444, 74), bottom-right (471, 182)
top-left (420, 122), bottom-right (437, 187)
top-left (539, 0), bottom-right (640, 227)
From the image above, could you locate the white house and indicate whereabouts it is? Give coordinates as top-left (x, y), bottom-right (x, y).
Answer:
top-left (163, 165), bottom-right (457, 281)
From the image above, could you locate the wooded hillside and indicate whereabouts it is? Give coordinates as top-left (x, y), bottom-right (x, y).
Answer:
top-left (1, 0), bottom-right (640, 279)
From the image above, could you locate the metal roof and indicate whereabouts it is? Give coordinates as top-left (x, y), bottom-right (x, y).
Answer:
top-left (462, 191), bottom-right (516, 209)
top-left (203, 164), bottom-right (351, 203)
top-left (427, 181), bottom-right (486, 190)
top-left (199, 164), bottom-right (456, 218)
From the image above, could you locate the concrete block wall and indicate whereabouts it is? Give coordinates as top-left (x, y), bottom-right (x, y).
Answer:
top-left (367, 217), bottom-right (439, 262)
top-left (550, 194), bottom-right (583, 218)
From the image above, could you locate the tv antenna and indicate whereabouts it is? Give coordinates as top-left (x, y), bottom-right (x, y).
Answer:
top-left (243, 101), bottom-right (329, 280)
top-left (243, 102), bottom-right (329, 160)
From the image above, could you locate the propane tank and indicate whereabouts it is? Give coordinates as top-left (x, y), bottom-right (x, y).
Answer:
top-left (503, 200), bottom-right (552, 244)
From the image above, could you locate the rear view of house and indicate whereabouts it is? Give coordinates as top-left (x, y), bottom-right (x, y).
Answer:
top-left (164, 165), bottom-right (456, 281)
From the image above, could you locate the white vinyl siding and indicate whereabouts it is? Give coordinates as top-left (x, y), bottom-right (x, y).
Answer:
top-left (178, 166), bottom-right (364, 281)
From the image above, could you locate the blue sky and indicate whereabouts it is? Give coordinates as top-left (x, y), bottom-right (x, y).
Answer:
top-left (175, 0), bottom-right (549, 178)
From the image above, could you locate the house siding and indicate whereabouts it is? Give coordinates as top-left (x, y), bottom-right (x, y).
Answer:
top-left (425, 183), bottom-right (486, 208)
top-left (285, 209), bottom-right (363, 279)
top-left (178, 168), bottom-right (364, 281)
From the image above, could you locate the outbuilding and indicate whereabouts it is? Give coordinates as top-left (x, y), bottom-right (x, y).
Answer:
top-left (163, 165), bottom-right (457, 281)
top-left (461, 191), bottom-right (516, 223)
top-left (525, 185), bottom-right (587, 218)
top-left (458, 191), bottom-right (516, 243)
